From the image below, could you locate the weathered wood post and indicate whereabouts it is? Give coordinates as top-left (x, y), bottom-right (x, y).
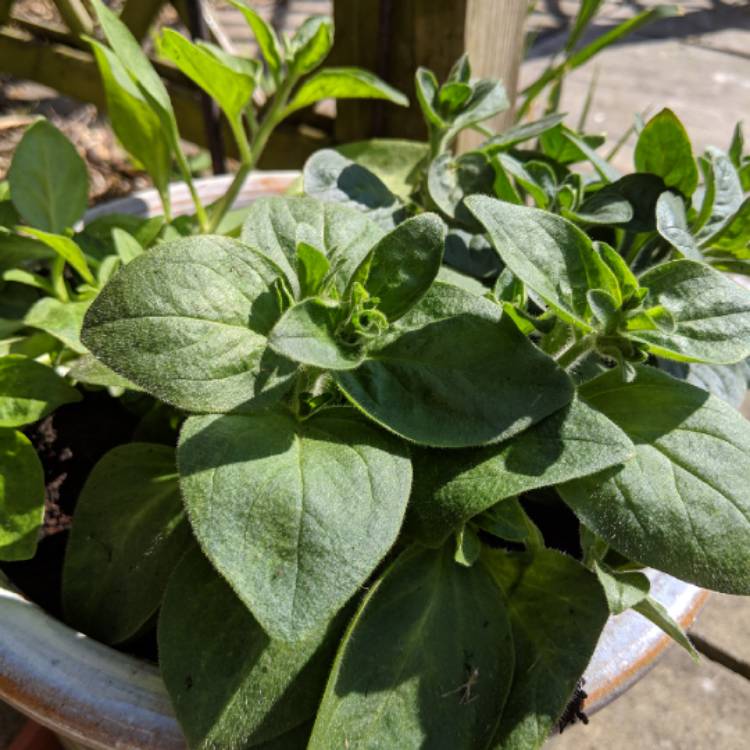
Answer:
top-left (331, 0), bottom-right (528, 149)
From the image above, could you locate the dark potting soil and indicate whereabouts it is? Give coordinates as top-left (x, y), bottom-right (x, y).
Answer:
top-left (1, 389), bottom-right (139, 619)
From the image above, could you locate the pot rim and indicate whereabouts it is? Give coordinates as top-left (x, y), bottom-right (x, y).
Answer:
top-left (0, 172), bottom-right (709, 749)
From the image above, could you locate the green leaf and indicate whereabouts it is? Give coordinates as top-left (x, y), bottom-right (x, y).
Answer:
top-left (197, 41), bottom-right (261, 80)
top-left (627, 260), bottom-right (750, 364)
top-left (444, 227), bottom-right (502, 281)
top-left (633, 595), bottom-right (698, 659)
top-left (0, 355), bottom-right (80, 428)
top-left (349, 213), bottom-right (445, 322)
top-left (593, 561), bottom-right (650, 614)
top-left (67, 354), bottom-right (140, 391)
top-left (62, 443), bottom-right (188, 644)
top-left (227, 0), bottom-right (282, 77)
top-left (302, 149), bottom-right (405, 230)
top-left (558, 365), bottom-right (750, 594)
top-left (466, 195), bottom-right (604, 330)
top-left (24, 298), bottom-right (90, 353)
top-left (554, 126), bottom-right (620, 182)
top-left (729, 123), bottom-right (744, 167)
top-left (91, 0), bottom-right (173, 115)
top-left (695, 147), bottom-right (743, 238)
top-left (240, 196), bottom-right (384, 296)
top-left (566, 0), bottom-right (606, 51)
top-left (415, 68), bottom-right (443, 129)
top-left (634, 109), bottom-right (699, 196)
top-left (481, 113), bottom-right (565, 152)
top-left (475, 498), bottom-right (541, 545)
top-left (436, 265), bottom-right (487, 296)
top-left (658, 358), bottom-right (748, 409)
top-left (178, 406), bottom-right (411, 641)
top-left (289, 16), bottom-right (333, 74)
top-left (159, 546), bottom-right (342, 749)
top-left (0, 429), bottom-right (44, 561)
top-left (158, 29), bottom-right (256, 124)
top-left (296, 241), bottom-right (330, 297)
top-left (566, 191), bottom-right (633, 226)
top-left (308, 545), bottom-right (514, 750)
top-left (438, 81), bottom-right (472, 114)
top-left (427, 152), bottom-right (495, 228)
top-left (284, 67), bottom-right (407, 117)
top-left (587, 173), bottom-right (667, 233)
top-left (269, 298), bottom-right (362, 370)
top-left (81, 236), bottom-right (297, 413)
top-left (596, 242), bottom-right (640, 303)
top-left (2, 269), bottom-right (54, 296)
top-left (111, 227), bottom-right (143, 265)
top-left (337, 139), bottom-right (429, 200)
top-left (0, 233), bottom-right (54, 271)
top-left (494, 154), bottom-right (549, 208)
top-left (406, 397), bottom-right (634, 546)
top-left (485, 548), bottom-right (609, 750)
top-left (701, 198), bottom-right (750, 253)
top-left (454, 525), bottom-right (481, 566)
top-left (90, 0), bottom-right (186, 181)
top-left (19, 227), bottom-right (94, 284)
top-left (88, 39), bottom-right (171, 201)
top-left (445, 79), bottom-right (509, 141)
top-left (655, 191), bottom-right (702, 260)
top-left (8, 119), bottom-right (88, 233)
top-left (336, 284), bottom-right (573, 448)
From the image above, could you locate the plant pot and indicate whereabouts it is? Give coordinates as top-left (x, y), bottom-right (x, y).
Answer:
top-left (0, 173), bottom-right (709, 750)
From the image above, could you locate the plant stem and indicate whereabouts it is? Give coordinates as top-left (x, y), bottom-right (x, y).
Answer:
top-left (206, 75), bottom-right (298, 233)
top-left (555, 334), bottom-right (595, 370)
top-left (50, 257), bottom-right (70, 302)
top-left (175, 148), bottom-right (209, 231)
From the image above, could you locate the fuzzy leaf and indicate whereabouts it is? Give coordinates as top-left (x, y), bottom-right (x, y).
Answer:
top-left (81, 236), bottom-right (296, 413)
top-left (158, 29), bottom-right (256, 123)
top-left (593, 562), bottom-right (650, 615)
top-left (486, 548), bottom-right (609, 750)
top-left (349, 213), bottom-right (445, 321)
top-left (309, 545), bottom-right (514, 750)
top-left (24, 298), bottom-right (90, 353)
top-left (336, 285), bottom-right (573, 448)
top-left (8, 120), bottom-right (88, 233)
top-left (466, 195), bottom-right (604, 330)
top-left (0, 429), bottom-right (45, 561)
top-left (62, 443), bottom-right (188, 644)
top-left (0, 355), bottom-right (80, 428)
top-left (627, 260), bottom-right (750, 364)
top-left (655, 191), bottom-right (702, 260)
top-left (406, 398), bottom-right (634, 546)
top-left (634, 108), bottom-right (699, 196)
top-left (241, 196), bottom-right (384, 296)
top-left (285, 67), bottom-right (407, 116)
top-left (178, 407), bottom-right (411, 641)
top-left (269, 298), bottom-right (363, 370)
top-left (303, 149), bottom-right (405, 230)
top-left (559, 366), bottom-right (750, 594)
top-left (159, 547), bottom-right (342, 749)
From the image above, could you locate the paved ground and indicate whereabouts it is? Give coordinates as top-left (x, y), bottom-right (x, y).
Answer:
top-left (522, 1), bottom-right (750, 171)
top-left (552, 594), bottom-right (750, 749)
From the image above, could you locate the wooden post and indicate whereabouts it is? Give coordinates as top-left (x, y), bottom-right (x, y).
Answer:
top-left (331, 0), bottom-right (527, 148)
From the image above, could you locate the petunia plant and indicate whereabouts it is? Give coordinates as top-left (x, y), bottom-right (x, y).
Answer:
top-left (1, 5), bottom-right (750, 750)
